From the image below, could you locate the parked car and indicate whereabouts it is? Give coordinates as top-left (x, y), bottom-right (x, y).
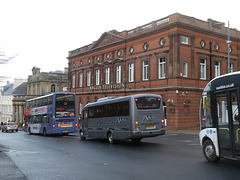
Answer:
top-left (2, 122), bottom-right (18, 133)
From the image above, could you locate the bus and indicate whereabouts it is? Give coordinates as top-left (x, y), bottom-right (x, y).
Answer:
top-left (24, 92), bottom-right (77, 135)
top-left (79, 94), bottom-right (165, 144)
top-left (199, 72), bottom-right (240, 161)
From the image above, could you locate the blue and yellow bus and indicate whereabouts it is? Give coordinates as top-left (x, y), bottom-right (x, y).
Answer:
top-left (24, 92), bottom-right (77, 135)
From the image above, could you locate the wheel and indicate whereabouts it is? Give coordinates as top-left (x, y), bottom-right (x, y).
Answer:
top-left (107, 132), bottom-right (114, 144)
top-left (80, 130), bottom-right (85, 140)
top-left (202, 139), bottom-right (220, 162)
top-left (16, 129), bottom-right (18, 132)
top-left (43, 128), bottom-right (47, 136)
top-left (28, 127), bottom-right (32, 135)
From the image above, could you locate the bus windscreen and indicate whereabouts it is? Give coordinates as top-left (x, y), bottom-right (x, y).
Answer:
top-left (55, 94), bottom-right (75, 117)
top-left (135, 97), bottom-right (160, 109)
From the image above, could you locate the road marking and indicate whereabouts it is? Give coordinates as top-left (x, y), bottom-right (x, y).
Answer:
top-left (0, 147), bottom-right (38, 154)
top-left (24, 139), bottom-right (40, 143)
top-left (188, 144), bottom-right (200, 146)
top-left (62, 136), bottom-right (80, 139)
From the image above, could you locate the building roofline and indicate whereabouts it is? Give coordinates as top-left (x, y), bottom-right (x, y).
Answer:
top-left (68, 13), bottom-right (240, 59)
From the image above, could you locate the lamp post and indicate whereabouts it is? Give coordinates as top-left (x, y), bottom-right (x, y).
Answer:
top-left (209, 41), bottom-right (212, 80)
top-left (227, 21), bottom-right (231, 73)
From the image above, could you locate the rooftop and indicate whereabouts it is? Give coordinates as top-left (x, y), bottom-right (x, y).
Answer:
top-left (68, 13), bottom-right (240, 58)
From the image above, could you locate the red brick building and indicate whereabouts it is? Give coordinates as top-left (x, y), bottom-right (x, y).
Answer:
top-left (67, 13), bottom-right (240, 130)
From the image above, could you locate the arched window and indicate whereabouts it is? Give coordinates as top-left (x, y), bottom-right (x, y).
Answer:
top-left (51, 84), bottom-right (55, 92)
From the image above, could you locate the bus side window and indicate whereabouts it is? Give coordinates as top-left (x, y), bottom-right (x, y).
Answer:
top-left (81, 110), bottom-right (86, 120)
top-left (32, 100), bottom-right (36, 108)
top-left (43, 115), bottom-right (48, 123)
top-left (43, 97), bottom-right (48, 106)
top-left (48, 97), bottom-right (53, 105)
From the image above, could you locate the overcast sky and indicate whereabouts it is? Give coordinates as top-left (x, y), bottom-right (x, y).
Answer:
top-left (0, 0), bottom-right (239, 85)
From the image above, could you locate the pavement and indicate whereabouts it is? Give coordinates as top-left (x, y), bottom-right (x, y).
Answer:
top-left (0, 151), bottom-right (27, 180)
top-left (0, 128), bottom-right (199, 180)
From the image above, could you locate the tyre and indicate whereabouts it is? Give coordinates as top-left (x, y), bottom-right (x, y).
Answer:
top-left (43, 128), bottom-right (47, 136)
top-left (202, 139), bottom-right (220, 162)
top-left (28, 127), bottom-right (32, 135)
top-left (80, 130), bottom-right (85, 140)
top-left (107, 132), bottom-right (114, 144)
top-left (16, 129), bottom-right (18, 132)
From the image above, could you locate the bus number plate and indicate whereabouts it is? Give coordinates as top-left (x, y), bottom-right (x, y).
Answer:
top-left (63, 131), bottom-right (68, 133)
top-left (147, 125), bottom-right (156, 129)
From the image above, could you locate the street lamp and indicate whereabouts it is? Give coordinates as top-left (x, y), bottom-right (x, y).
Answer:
top-left (226, 21), bottom-right (231, 73)
top-left (212, 21), bottom-right (231, 74)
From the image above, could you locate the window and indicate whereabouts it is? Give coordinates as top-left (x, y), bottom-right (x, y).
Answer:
top-left (79, 72), bottom-right (83, 87)
top-left (230, 63), bottom-right (234, 73)
top-left (158, 57), bottom-right (166, 79)
top-left (96, 69), bottom-right (100, 85)
top-left (200, 59), bottom-right (206, 80)
top-left (129, 63), bottom-right (134, 82)
top-left (116, 65), bottom-right (121, 83)
top-left (135, 97), bottom-right (160, 109)
top-left (143, 61), bottom-right (149, 81)
top-left (183, 62), bottom-right (188, 77)
top-left (88, 101), bottom-right (129, 118)
top-left (182, 36), bottom-right (188, 44)
top-left (79, 102), bottom-right (83, 115)
top-left (87, 71), bottom-right (91, 86)
top-left (51, 84), bottom-right (55, 92)
top-left (214, 61), bottom-right (220, 78)
top-left (105, 67), bottom-right (110, 85)
top-left (72, 74), bottom-right (76, 88)
top-left (55, 94), bottom-right (75, 118)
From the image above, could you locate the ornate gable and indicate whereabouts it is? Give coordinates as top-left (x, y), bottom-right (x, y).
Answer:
top-left (92, 31), bottom-right (124, 49)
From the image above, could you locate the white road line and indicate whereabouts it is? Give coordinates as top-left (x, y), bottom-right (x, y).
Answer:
top-left (24, 139), bottom-right (40, 143)
top-left (0, 147), bottom-right (38, 154)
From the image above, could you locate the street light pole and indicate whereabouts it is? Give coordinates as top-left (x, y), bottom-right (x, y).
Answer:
top-left (209, 41), bottom-right (212, 80)
top-left (227, 21), bottom-right (231, 73)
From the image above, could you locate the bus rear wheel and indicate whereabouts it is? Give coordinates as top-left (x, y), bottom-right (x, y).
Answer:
top-left (202, 139), bottom-right (219, 162)
top-left (28, 127), bottom-right (32, 135)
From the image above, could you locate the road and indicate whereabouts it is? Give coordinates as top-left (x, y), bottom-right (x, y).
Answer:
top-left (0, 131), bottom-right (240, 180)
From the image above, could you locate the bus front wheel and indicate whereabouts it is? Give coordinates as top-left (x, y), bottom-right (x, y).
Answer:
top-left (107, 132), bottom-right (114, 144)
top-left (80, 130), bottom-right (85, 140)
top-left (43, 128), bottom-right (47, 136)
top-left (202, 139), bottom-right (219, 162)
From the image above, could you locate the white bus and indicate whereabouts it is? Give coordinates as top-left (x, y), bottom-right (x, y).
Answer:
top-left (79, 94), bottom-right (165, 144)
top-left (199, 72), bottom-right (240, 161)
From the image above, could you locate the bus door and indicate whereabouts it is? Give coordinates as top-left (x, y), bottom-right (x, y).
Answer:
top-left (215, 90), bottom-right (240, 159)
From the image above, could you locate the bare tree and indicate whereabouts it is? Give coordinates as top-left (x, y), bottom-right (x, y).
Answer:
top-left (0, 49), bottom-right (18, 64)
top-left (0, 49), bottom-right (18, 84)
